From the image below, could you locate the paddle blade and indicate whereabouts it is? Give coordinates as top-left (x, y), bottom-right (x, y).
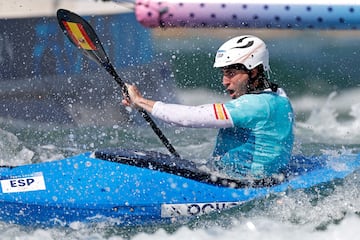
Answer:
top-left (57, 9), bottom-right (109, 66)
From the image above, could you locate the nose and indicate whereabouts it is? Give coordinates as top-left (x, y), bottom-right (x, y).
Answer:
top-left (222, 75), bottom-right (230, 87)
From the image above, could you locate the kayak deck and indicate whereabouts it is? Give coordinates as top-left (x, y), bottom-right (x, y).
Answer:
top-left (94, 148), bottom-right (326, 188)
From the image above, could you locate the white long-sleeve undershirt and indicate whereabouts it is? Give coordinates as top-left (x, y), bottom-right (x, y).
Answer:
top-left (151, 101), bottom-right (234, 128)
top-left (151, 88), bottom-right (287, 129)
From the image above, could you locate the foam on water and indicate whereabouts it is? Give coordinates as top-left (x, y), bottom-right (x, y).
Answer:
top-left (1, 213), bottom-right (360, 240)
top-left (129, 215), bottom-right (360, 240)
top-left (0, 129), bottom-right (33, 166)
top-left (293, 89), bottom-right (360, 145)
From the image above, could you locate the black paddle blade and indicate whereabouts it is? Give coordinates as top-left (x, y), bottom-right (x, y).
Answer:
top-left (57, 9), bottom-right (109, 66)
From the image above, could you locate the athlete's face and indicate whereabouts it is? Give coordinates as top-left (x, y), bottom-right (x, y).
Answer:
top-left (221, 68), bottom-right (257, 99)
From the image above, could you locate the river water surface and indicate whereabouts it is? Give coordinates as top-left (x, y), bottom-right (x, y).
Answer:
top-left (1, 30), bottom-right (360, 239)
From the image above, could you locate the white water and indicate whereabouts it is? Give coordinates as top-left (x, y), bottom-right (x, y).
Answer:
top-left (293, 90), bottom-right (360, 145)
top-left (131, 216), bottom-right (360, 240)
top-left (0, 129), bottom-right (33, 166)
top-left (1, 87), bottom-right (360, 239)
top-left (177, 87), bottom-right (360, 146)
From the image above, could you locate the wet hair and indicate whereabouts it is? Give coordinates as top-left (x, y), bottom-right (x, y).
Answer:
top-left (248, 65), bottom-right (278, 93)
top-left (223, 64), bottom-right (278, 93)
top-left (222, 63), bottom-right (248, 71)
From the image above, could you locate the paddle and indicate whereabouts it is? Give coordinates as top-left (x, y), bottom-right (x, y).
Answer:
top-left (56, 9), bottom-right (180, 158)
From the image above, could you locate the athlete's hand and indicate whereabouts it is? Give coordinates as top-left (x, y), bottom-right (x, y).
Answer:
top-left (121, 83), bottom-right (156, 112)
top-left (121, 83), bottom-right (142, 108)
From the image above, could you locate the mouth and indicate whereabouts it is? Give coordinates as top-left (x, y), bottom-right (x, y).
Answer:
top-left (226, 89), bottom-right (235, 95)
top-left (228, 89), bottom-right (235, 94)
top-left (226, 89), bottom-right (238, 99)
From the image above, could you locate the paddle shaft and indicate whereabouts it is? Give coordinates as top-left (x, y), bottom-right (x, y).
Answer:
top-left (104, 63), bottom-right (180, 158)
top-left (57, 9), bottom-right (180, 158)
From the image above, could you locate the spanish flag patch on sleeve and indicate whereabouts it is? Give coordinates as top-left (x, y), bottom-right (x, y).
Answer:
top-left (213, 104), bottom-right (229, 120)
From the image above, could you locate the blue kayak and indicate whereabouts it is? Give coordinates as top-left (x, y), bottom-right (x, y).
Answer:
top-left (0, 149), bottom-right (359, 227)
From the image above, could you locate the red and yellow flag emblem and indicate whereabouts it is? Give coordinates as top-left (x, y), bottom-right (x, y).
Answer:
top-left (213, 104), bottom-right (228, 120)
top-left (62, 21), bottom-right (96, 50)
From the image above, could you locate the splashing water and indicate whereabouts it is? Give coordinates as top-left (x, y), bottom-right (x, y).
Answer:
top-left (295, 90), bottom-right (360, 145)
top-left (0, 129), bottom-right (33, 166)
top-left (0, 88), bottom-right (360, 239)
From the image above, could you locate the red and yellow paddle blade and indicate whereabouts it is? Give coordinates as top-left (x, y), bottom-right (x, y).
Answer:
top-left (61, 21), bottom-right (97, 50)
top-left (57, 9), bottom-right (109, 65)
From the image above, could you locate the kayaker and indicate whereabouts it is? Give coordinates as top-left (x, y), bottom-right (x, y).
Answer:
top-left (122, 35), bottom-right (294, 179)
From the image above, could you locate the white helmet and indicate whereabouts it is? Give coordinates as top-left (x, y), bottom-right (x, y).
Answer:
top-left (213, 35), bottom-right (270, 71)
